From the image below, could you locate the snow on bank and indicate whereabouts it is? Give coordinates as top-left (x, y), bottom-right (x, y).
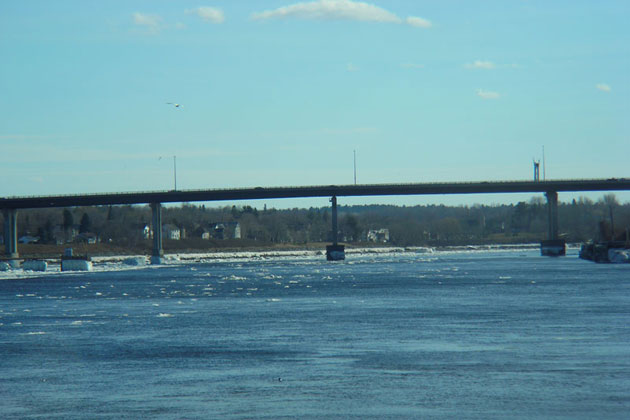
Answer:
top-left (0, 256), bottom-right (154, 280)
top-left (1, 244), bottom-right (556, 280)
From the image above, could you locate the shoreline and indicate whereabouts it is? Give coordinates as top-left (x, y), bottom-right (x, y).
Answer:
top-left (2, 242), bottom-right (580, 264)
top-left (2, 243), bottom-right (576, 269)
top-left (2, 240), bottom-right (563, 262)
top-left (0, 244), bottom-right (582, 280)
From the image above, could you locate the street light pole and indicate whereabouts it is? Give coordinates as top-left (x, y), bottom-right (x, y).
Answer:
top-left (353, 150), bottom-right (357, 185)
top-left (173, 155), bottom-right (177, 191)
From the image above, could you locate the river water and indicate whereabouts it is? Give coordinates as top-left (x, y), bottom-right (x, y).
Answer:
top-left (1, 249), bottom-right (629, 419)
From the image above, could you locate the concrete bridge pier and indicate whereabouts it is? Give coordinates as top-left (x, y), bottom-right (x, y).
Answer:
top-left (541, 191), bottom-right (566, 256)
top-left (546, 191), bottom-right (559, 241)
top-left (150, 203), bottom-right (164, 264)
top-left (326, 196), bottom-right (345, 261)
top-left (2, 209), bottom-right (20, 267)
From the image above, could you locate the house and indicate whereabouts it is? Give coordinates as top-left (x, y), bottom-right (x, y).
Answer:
top-left (213, 223), bottom-right (226, 239)
top-left (367, 229), bottom-right (390, 243)
top-left (140, 223), bottom-right (151, 240)
top-left (52, 224), bottom-right (79, 244)
top-left (232, 222), bottom-right (241, 239)
top-left (19, 235), bottom-right (40, 244)
top-left (163, 224), bottom-right (181, 240)
top-left (209, 222), bottom-right (241, 240)
top-left (75, 232), bottom-right (98, 244)
top-left (192, 226), bottom-right (211, 240)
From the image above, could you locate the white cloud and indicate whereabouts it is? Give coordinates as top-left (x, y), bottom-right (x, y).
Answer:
top-left (251, 0), bottom-right (431, 28)
top-left (596, 83), bottom-right (611, 92)
top-left (406, 16), bottom-right (432, 28)
top-left (186, 7), bottom-right (225, 24)
top-left (476, 89), bottom-right (500, 100)
top-left (132, 12), bottom-right (162, 29)
top-left (251, 0), bottom-right (400, 23)
top-left (465, 60), bottom-right (495, 70)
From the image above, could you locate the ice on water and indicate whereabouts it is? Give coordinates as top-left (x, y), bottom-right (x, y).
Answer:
top-left (2, 246), bottom-right (628, 418)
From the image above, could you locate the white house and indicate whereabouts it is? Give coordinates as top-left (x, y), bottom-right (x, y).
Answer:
top-left (141, 224), bottom-right (151, 240)
top-left (233, 222), bottom-right (241, 239)
top-left (367, 228), bottom-right (390, 243)
top-left (163, 224), bottom-right (181, 240)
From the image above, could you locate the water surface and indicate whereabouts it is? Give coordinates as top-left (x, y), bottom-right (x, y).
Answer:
top-left (1, 250), bottom-right (629, 419)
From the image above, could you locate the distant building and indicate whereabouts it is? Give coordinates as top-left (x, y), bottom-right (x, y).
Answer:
top-left (163, 224), bottom-right (181, 240)
top-left (75, 232), bottom-right (98, 244)
top-left (367, 228), bottom-right (390, 243)
top-left (140, 224), bottom-right (151, 240)
top-left (213, 223), bottom-right (226, 240)
top-left (53, 224), bottom-right (79, 244)
top-left (18, 235), bottom-right (39, 244)
top-left (233, 222), bottom-right (241, 239)
top-left (209, 222), bottom-right (241, 240)
top-left (192, 225), bottom-right (211, 240)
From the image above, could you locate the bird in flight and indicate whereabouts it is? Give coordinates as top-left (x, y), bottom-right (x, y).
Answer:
top-left (166, 102), bottom-right (182, 108)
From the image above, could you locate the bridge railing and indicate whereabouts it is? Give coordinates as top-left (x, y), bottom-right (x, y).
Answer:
top-left (2, 178), bottom-right (627, 200)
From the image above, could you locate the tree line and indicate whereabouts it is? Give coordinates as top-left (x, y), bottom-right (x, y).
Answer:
top-left (3, 194), bottom-right (629, 248)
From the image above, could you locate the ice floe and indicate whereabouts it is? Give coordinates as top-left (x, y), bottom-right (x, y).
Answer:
top-left (0, 245), bottom-right (552, 281)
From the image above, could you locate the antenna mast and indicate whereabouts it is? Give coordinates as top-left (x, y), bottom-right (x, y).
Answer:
top-left (173, 155), bottom-right (177, 191)
top-left (542, 146), bottom-right (546, 180)
top-left (353, 150), bottom-right (357, 185)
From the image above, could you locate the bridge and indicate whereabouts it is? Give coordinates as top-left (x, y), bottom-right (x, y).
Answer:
top-left (2, 178), bottom-right (630, 262)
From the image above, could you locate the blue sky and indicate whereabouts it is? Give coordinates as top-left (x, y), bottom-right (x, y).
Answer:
top-left (1, 1), bottom-right (628, 208)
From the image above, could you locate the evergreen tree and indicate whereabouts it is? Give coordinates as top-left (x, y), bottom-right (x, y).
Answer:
top-left (79, 213), bottom-right (92, 233)
top-left (63, 209), bottom-right (74, 231)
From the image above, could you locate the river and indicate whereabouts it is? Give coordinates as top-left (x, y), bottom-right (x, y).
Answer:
top-left (1, 248), bottom-right (629, 419)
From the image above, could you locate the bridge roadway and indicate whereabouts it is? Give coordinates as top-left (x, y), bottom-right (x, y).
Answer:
top-left (1, 178), bottom-right (629, 209)
top-left (2, 178), bottom-right (630, 262)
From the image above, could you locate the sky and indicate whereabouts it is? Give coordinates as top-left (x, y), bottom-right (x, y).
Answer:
top-left (1, 0), bottom-right (629, 208)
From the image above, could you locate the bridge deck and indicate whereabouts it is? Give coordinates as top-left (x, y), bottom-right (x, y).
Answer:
top-left (1, 179), bottom-right (629, 209)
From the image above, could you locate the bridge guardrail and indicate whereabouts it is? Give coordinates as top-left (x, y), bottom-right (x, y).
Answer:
top-left (2, 178), bottom-right (627, 200)
top-left (1, 178), bottom-right (629, 209)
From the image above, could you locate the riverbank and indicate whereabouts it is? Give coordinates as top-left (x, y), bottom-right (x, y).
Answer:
top-left (1, 243), bottom-right (584, 280)
top-left (1, 239), bottom-right (551, 261)
top-left (4, 241), bottom-right (329, 260)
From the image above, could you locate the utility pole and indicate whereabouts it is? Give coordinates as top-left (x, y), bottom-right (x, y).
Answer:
top-left (353, 150), bottom-right (357, 185)
top-left (542, 146), bottom-right (546, 180)
top-left (173, 155), bottom-right (177, 191)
